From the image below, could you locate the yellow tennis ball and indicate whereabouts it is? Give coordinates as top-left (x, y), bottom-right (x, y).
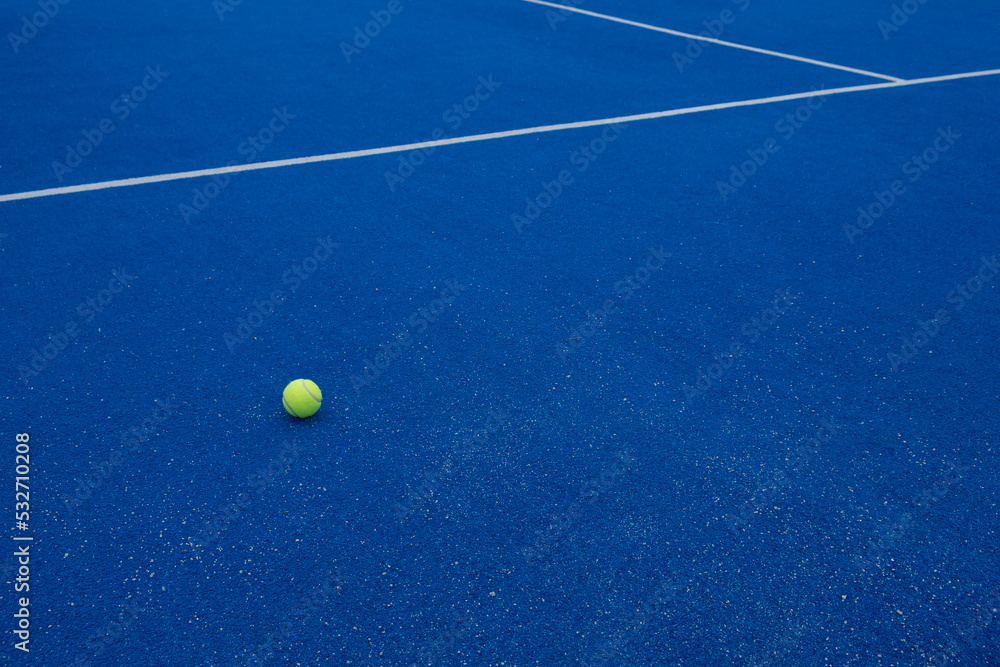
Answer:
top-left (282, 379), bottom-right (322, 418)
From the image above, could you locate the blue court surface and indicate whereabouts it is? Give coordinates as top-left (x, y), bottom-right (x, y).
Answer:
top-left (2, 0), bottom-right (999, 665)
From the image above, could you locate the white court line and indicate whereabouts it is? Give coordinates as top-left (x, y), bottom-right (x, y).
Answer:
top-left (520, 0), bottom-right (905, 82)
top-left (1, 68), bottom-right (998, 204)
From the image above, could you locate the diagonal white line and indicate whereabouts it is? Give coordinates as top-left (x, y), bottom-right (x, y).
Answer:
top-left (1, 68), bottom-right (998, 204)
top-left (520, 0), bottom-right (905, 82)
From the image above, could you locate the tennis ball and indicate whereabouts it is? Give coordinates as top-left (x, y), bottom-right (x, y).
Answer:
top-left (282, 379), bottom-right (322, 418)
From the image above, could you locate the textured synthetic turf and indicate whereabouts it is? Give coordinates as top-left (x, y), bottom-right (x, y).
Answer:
top-left (1, 0), bottom-right (998, 665)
